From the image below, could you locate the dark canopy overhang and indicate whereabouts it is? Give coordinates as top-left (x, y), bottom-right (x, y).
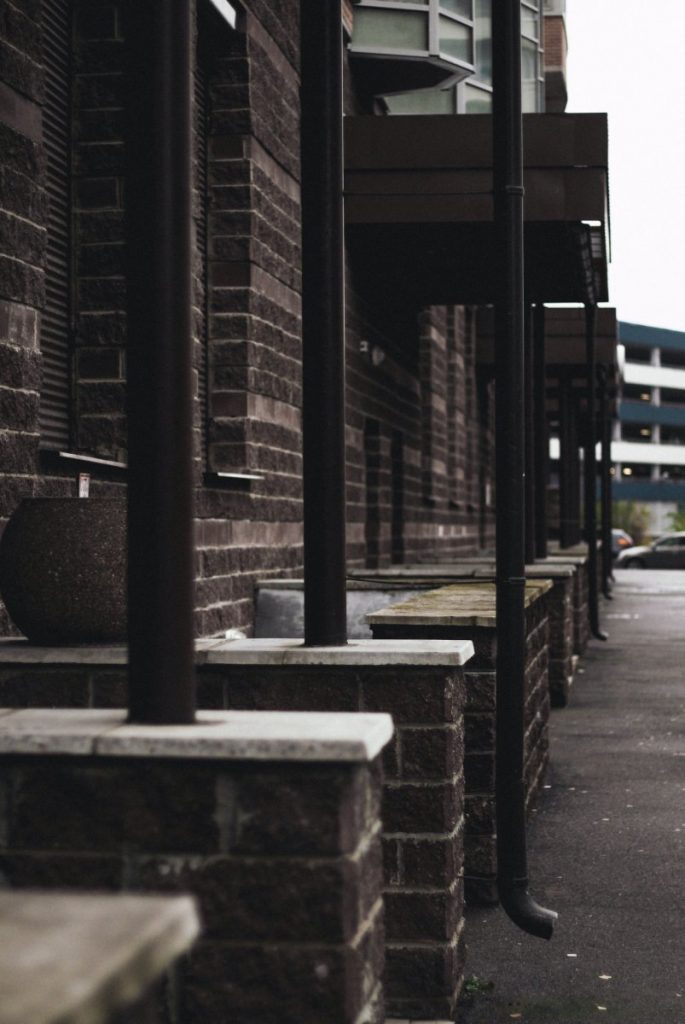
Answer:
top-left (344, 113), bottom-right (609, 305)
top-left (476, 306), bottom-right (620, 419)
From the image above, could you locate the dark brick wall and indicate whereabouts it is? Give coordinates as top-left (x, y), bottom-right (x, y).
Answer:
top-left (72, 0), bottom-right (126, 459)
top-left (212, 663), bottom-right (467, 1020)
top-left (0, 656), bottom-right (469, 1019)
top-left (0, 0), bottom-right (497, 639)
top-left (573, 563), bottom-right (590, 655)
top-left (0, 751), bottom-right (385, 1024)
top-left (547, 575), bottom-right (575, 706)
top-left (0, 0), bottom-right (44, 557)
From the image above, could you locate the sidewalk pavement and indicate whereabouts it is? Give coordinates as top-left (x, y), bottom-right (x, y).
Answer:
top-left (457, 569), bottom-right (685, 1024)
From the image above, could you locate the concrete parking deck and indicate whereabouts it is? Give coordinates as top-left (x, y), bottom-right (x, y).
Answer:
top-left (458, 570), bottom-right (685, 1024)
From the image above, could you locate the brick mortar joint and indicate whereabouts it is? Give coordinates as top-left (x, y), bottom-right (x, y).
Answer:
top-left (384, 816), bottom-right (465, 842)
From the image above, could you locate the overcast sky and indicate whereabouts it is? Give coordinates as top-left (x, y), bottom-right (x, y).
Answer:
top-left (565, 1), bottom-right (685, 333)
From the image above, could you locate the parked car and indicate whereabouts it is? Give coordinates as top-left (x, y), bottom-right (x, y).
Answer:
top-left (615, 531), bottom-right (685, 569)
top-left (611, 528), bottom-right (634, 559)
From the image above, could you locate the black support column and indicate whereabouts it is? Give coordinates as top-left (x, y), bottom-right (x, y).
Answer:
top-left (559, 371), bottom-right (574, 548)
top-left (300, 0), bottom-right (347, 646)
top-left (533, 304), bottom-right (548, 559)
top-left (584, 304), bottom-right (608, 640)
top-left (125, 0), bottom-right (195, 723)
top-left (599, 367), bottom-right (613, 597)
top-left (493, 0), bottom-right (556, 939)
top-left (524, 304), bottom-right (536, 565)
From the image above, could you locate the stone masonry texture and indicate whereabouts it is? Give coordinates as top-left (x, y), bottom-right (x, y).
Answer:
top-left (0, 658), bottom-right (468, 1020)
top-left (573, 564), bottom-right (590, 656)
top-left (370, 597), bottom-right (551, 906)
top-left (546, 576), bottom-right (574, 707)
top-left (0, 751), bottom-right (385, 1024)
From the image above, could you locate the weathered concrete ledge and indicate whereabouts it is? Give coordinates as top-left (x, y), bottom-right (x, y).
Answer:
top-left (348, 561), bottom-right (576, 580)
top-left (208, 637), bottom-right (475, 666)
top-left (367, 581), bottom-right (552, 630)
top-left (0, 707), bottom-right (393, 762)
top-left (0, 637), bottom-right (474, 668)
top-left (0, 890), bottom-right (199, 1024)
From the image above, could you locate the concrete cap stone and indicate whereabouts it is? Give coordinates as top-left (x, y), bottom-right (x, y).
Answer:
top-left (206, 637), bottom-right (475, 666)
top-left (0, 708), bottom-right (394, 762)
top-left (0, 637), bottom-right (224, 665)
top-left (368, 581), bottom-right (552, 628)
top-left (0, 890), bottom-right (199, 1024)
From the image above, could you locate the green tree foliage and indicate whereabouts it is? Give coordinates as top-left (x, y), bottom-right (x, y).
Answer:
top-left (666, 503), bottom-right (685, 532)
top-left (612, 501), bottom-right (650, 545)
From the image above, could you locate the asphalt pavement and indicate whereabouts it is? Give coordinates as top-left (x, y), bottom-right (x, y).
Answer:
top-left (456, 569), bottom-right (685, 1024)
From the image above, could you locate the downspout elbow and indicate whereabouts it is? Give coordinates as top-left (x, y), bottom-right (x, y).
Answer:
top-left (499, 879), bottom-right (558, 940)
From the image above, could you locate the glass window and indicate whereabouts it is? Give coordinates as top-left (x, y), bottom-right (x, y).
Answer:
top-left (354, 8), bottom-right (429, 51)
top-left (441, 0), bottom-right (472, 16)
top-left (463, 82), bottom-right (492, 112)
top-left (474, 0), bottom-right (492, 84)
top-left (521, 6), bottom-right (539, 39)
top-left (521, 36), bottom-right (538, 79)
top-left (385, 87), bottom-right (456, 114)
top-left (439, 15), bottom-right (472, 62)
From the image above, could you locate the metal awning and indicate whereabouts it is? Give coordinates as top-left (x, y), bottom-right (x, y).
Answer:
top-left (476, 306), bottom-right (620, 417)
top-left (477, 306), bottom-right (618, 369)
top-left (543, 308), bottom-right (620, 419)
top-left (344, 113), bottom-right (609, 304)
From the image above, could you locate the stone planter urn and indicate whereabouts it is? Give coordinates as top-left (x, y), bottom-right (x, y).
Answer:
top-left (0, 498), bottom-right (127, 644)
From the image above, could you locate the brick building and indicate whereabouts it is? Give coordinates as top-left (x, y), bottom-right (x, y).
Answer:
top-left (0, 0), bottom-right (563, 640)
top-left (0, 2), bottom-right (620, 1019)
top-left (0, 0), bottom-right (610, 647)
top-left (613, 320), bottom-right (685, 534)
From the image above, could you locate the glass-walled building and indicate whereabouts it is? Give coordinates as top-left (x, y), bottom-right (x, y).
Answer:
top-left (614, 322), bottom-right (685, 532)
top-left (350, 0), bottom-right (546, 114)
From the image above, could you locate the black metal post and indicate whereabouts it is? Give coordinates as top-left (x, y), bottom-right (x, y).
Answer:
top-left (533, 304), bottom-right (548, 559)
top-left (524, 303), bottom-right (536, 564)
top-left (300, 0), bottom-right (347, 647)
top-left (570, 398), bottom-right (582, 546)
top-left (125, 0), bottom-right (195, 723)
top-left (493, 0), bottom-right (556, 940)
top-left (584, 304), bottom-right (608, 640)
top-left (559, 371), bottom-right (573, 548)
top-left (599, 367), bottom-right (613, 597)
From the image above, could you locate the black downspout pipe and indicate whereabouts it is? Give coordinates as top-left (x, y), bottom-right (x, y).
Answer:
top-left (559, 372), bottom-right (573, 548)
top-left (533, 304), bottom-right (548, 559)
top-left (570, 398), bottom-right (582, 546)
top-left (524, 304), bottom-right (536, 565)
top-left (493, 0), bottom-right (557, 940)
top-left (584, 304), bottom-right (608, 641)
top-left (300, 0), bottom-right (347, 646)
top-left (599, 367), bottom-right (613, 597)
top-left (125, 0), bottom-right (195, 723)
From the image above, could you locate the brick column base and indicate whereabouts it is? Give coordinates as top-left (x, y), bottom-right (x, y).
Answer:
top-left (0, 709), bottom-right (390, 1024)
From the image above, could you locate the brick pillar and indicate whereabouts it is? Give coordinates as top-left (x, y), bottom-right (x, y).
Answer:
top-left (0, 708), bottom-right (390, 1024)
top-left (368, 584), bottom-right (551, 905)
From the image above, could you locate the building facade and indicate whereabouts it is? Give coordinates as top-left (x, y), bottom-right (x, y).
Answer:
top-left (0, 0), bottom-right (577, 640)
top-left (614, 321), bottom-right (685, 533)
